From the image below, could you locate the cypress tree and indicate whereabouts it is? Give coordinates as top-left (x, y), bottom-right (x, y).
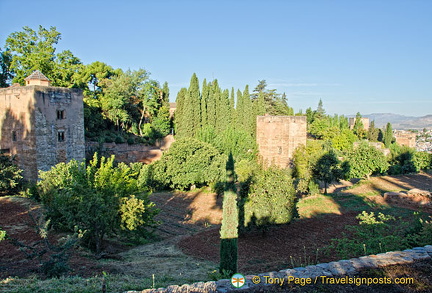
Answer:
top-left (174, 87), bottom-right (187, 137)
top-left (219, 153), bottom-right (238, 275)
top-left (384, 122), bottom-right (393, 147)
top-left (188, 73), bottom-right (201, 137)
top-left (162, 81), bottom-right (170, 104)
top-left (216, 89), bottom-right (230, 132)
top-left (230, 87), bottom-right (236, 127)
top-left (242, 85), bottom-right (254, 135)
top-left (235, 89), bottom-right (243, 131)
top-left (201, 78), bottom-right (208, 128)
top-left (207, 80), bottom-right (219, 129)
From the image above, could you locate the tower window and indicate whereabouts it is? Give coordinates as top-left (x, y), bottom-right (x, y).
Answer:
top-left (12, 131), bottom-right (17, 141)
top-left (57, 110), bottom-right (65, 120)
top-left (58, 131), bottom-right (65, 142)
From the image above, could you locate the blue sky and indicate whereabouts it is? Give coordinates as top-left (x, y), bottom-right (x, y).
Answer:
top-left (1, 0), bottom-right (431, 116)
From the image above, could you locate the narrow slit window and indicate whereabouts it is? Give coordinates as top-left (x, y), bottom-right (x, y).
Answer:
top-left (12, 131), bottom-right (17, 141)
top-left (57, 110), bottom-right (65, 120)
top-left (58, 131), bottom-right (65, 142)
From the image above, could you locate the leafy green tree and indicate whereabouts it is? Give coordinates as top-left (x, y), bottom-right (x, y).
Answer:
top-left (312, 150), bottom-right (345, 194)
top-left (346, 142), bottom-right (389, 179)
top-left (0, 48), bottom-right (12, 87)
top-left (241, 166), bottom-right (297, 229)
top-left (219, 153), bottom-right (238, 275)
top-left (251, 80), bottom-right (293, 115)
top-left (309, 118), bottom-right (330, 139)
top-left (413, 151), bottom-right (432, 171)
top-left (327, 128), bottom-right (357, 151)
top-left (38, 155), bottom-right (158, 253)
top-left (78, 61), bottom-right (120, 100)
top-left (151, 138), bottom-right (227, 190)
top-left (151, 105), bottom-right (171, 138)
top-left (292, 140), bottom-right (325, 195)
top-left (0, 154), bottom-right (23, 192)
top-left (5, 26), bottom-right (61, 84)
top-left (5, 25), bottom-right (82, 87)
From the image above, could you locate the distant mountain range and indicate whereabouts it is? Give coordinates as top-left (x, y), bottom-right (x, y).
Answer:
top-left (359, 113), bottom-right (432, 130)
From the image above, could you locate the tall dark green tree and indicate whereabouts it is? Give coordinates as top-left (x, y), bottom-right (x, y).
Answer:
top-left (188, 73), bottom-right (201, 137)
top-left (201, 79), bottom-right (209, 128)
top-left (219, 153), bottom-right (238, 275)
top-left (174, 88), bottom-right (187, 137)
top-left (162, 81), bottom-right (170, 104)
top-left (384, 122), bottom-right (394, 148)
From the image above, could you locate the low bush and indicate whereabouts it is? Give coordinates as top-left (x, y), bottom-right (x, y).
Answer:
top-left (325, 211), bottom-right (432, 259)
top-left (0, 154), bottom-right (23, 193)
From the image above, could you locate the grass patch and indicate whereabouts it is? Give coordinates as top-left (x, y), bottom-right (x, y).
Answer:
top-left (297, 195), bottom-right (342, 218)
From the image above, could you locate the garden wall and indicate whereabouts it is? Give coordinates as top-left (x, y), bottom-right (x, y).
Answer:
top-left (125, 245), bottom-right (432, 293)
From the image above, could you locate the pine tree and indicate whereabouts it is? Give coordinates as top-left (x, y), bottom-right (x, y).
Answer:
top-left (219, 153), bottom-right (238, 275)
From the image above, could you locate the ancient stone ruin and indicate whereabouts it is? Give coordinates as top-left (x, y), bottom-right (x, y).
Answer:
top-left (349, 117), bottom-right (370, 130)
top-left (0, 71), bottom-right (85, 181)
top-left (256, 115), bottom-right (307, 168)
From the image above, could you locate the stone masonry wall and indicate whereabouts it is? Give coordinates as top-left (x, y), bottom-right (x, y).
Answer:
top-left (0, 85), bottom-right (85, 181)
top-left (34, 86), bottom-right (85, 174)
top-left (125, 245), bottom-right (432, 293)
top-left (256, 116), bottom-right (307, 168)
top-left (0, 86), bottom-right (38, 181)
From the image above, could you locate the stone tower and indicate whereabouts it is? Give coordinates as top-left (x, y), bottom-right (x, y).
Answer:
top-left (0, 71), bottom-right (85, 181)
top-left (256, 115), bottom-right (307, 168)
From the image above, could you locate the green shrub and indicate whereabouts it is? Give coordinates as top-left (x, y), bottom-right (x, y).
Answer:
top-left (325, 211), bottom-right (429, 259)
top-left (240, 166), bottom-right (297, 232)
top-left (115, 135), bottom-right (125, 144)
top-left (346, 142), bottom-right (389, 179)
top-left (38, 154), bottom-right (158, 253)
top-left (0, 154), bottom-right (23, 192)
top-left (150, 138), bottom-right (227, 190)
top-left (0, 228), bottom-right (6, 241)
